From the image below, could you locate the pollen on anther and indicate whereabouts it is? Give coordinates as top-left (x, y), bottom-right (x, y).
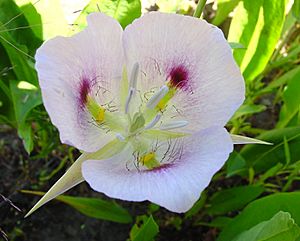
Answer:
top-left (169, 65), bottom-right (189, 90)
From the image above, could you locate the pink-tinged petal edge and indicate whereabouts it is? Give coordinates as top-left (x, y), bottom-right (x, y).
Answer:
top-left (35, 13), bottom-right (124, 152)
top-left (82, 127), bottom-right (233, 213)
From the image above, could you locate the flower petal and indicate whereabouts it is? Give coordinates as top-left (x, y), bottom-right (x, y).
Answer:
top-left (123, 12), bottom-right (245, 131)
top-left (82, 127), bottom-right (233, 213)
top-left (35, 13), bottom-right (124, 152)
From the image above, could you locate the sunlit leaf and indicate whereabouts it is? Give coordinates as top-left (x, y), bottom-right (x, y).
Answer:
top-left (212, 0), bottom-right (240, 26)
top-left (228, 0), bottom-right (286, 81)
top-left (22, 190), bottom-right (132, 223)
top-left (218, 193), bottom-right (300, 241)
top-left (73, 0), bottom-right (141, 31)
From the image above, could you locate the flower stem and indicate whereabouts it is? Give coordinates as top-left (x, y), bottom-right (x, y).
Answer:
top-left (193, 0), bottom-right (207, 18)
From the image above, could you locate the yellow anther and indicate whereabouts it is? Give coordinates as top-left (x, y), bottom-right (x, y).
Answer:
top-left (140, 152), bottom-right (156, 164)
top-left (96, 107), bottom-right (106, 123)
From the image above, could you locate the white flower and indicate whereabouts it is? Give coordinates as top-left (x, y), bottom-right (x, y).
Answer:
top-left (28, 12), bottom-right (248, 215)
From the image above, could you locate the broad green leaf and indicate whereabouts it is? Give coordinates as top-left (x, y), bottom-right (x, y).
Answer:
top-left (198, 216), bottom-right (233, 228)
top-left (9, 80), bottom-right (42, 152)
top-left (292, 0), bottom-right (300, 21)
top-left (232, 104), bottom-right (266, 119)
top-left (19, 3), bottom-right (43, 40)
top-left (277, 68), bottom-right (300, 128)
top-left (0, 0), bottom-right (42, 53)
top-left (212, 0), bottom-right (240, 26)
top-left (218, 193), bottom-right (300, 241)
top-left (228, 0), bottom-right (286, 81)
top-left (232, 211), bottom-right (300, 241)
top-left (206, 185), bottom-right (264, 215)
top-left (15, 0), bottom-right (70, 39)
top-left (22, 190), bottom-right (132, 223)
top-left (261, 65), bottom-right (300, 94)
top-left (74, 0), bottom-right (141, 31)
top-left (240, 127), bottom-right (300, 174)
top-left (0, 0), bottom-right (40, 85)
top-left (130, 216), bottom-right (159, 241)
top-left (25, 139), bottom-right (127, 217)
top-left (226, 151), bottom-right (247, 177)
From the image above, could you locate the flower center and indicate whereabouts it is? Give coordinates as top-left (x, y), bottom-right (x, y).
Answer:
top-left (84, 63), bottom-right (189, 170)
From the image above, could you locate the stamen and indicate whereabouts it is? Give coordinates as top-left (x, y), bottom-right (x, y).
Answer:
top-left (125, 63), bottom-right (139, 114)
top-left (129, 62), bottom-right (139, 90)
top-left (160, 120), bottom-right (188, 130)
top-left (145, 114), bottom-right (162, 130)
top-left (146, 85), bottom-right (169, 109)
top-left (116, 133), bottom-right (126, 141)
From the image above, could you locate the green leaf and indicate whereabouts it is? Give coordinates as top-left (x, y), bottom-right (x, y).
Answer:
top-left (130, 216), bottom-right (159, 241)
top-left (0, 0), bottom-right (40, 85)
top-left (212, 0), bottom-right (241, 26)
top-left (9, 80), bottom-right (42, 152)
top-left (74, 0), bottom-right (141, 31)
top-left (232, 104), bottom-right (266, 120)
top-left (198, 216), bottom-right (233, 228)
top-left (206, 185), bottom-right (264, 215)
top-left (16, 0), bottom-right (70, 39)
top-left (218, 193), bottom-right (300, 241)
top-left (240, 127), bottom-right (300, 174)
top-left (22, 190), bottom-right (132, 223)
top-left (229, 42), bottom-right (246, 49)
top-left (226, 151), bottom-right (247, 177)
top-left (232, 211), bottom-right (300, 241)
top-left (292, 0), bottom-right (300, 21)
top-left (261, 65), bottom-right (300, 94)
top-left (228, 0), bottom-right (286, 81)
top-left (277, 68), bottom-right (300, 128)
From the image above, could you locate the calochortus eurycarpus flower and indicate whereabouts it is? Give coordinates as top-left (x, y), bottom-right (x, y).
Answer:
top-left (27, 12), bottom-right (267, 215)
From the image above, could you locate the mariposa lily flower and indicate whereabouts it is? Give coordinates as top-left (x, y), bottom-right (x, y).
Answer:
top-left (26, 12), bottom-right (269, 215)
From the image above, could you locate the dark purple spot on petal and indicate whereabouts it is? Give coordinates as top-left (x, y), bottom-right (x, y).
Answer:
top-left (169, 65), bottom-right (189, 90)
top-left (79, 77), bottom-right (91, 106)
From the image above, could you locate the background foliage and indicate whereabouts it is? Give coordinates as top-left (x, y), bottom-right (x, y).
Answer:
top-left (1, 0), bottom-right (300, 240)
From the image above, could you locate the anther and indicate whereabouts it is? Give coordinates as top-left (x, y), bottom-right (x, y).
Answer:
top-left (125, 63), bottom-right (139, 114)
top-left (160, 120), bottom-right (188, 130)
top-left (146, 85), bottom-right (169, 109)
top-left (145, 114), bottom-right (162, 130)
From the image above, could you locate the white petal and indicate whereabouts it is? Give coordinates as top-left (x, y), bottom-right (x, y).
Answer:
top-left (82, 127), bottom-right (233, 213)
top-left (230, 134), bottom-right (272, 145)
top-left (123, 12), bottom-right (245, 131)
top-left (36, 13), bottom-right (124, 152)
